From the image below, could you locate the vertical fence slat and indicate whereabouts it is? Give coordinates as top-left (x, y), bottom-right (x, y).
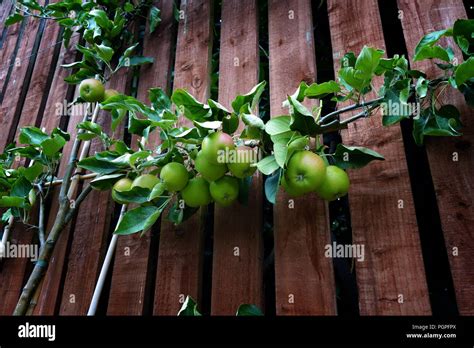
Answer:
top-left (0, 1), bottom-right (50, 315)
top-left (397, 0), bottom-right (474, 315)
top-left (327, 0), bottom-right (431, 315)
top-left (0, 1), bottom-right (14, 38)
top-left (268, 0), bottom-right (337, 315)
top-left (0, 1), bottom-right (45, 150)
top-left (153, 0), bottom-right (213, 315)
top-left (210, 0), bottom-right (263, 315)
top-left (58, 60), bottom-right (134, 316)
top-left (107, 0), bottom-right (176, 315)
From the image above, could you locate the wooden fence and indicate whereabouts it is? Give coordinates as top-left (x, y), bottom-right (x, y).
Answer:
top-left (0, 0), bottom-right (472, 316)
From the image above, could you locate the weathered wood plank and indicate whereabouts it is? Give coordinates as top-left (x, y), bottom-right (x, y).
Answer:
top-left (268, 0), bottom-right (337, 315)
top-left (210, 0), bottom-right (263, 315)
top-left (0, 0), bottom-right (45, 150)
top-left (397, 0), bottom-right (474, 315)
top-left (154, 0), bottom-right (213, 315)
top-left (327, 0), bottom-right (431, 315)
top-left (107, 0), bottom-right (176, 315)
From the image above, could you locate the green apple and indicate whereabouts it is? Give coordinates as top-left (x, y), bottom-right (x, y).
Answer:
top-left (315, 165), bottom-right (350, 201)
top-left (209, 175), bottom-right (239, 207)
top-left (201, 131), bottom-right (235, 164)
top-left (227, 146), bottom-right (257, 178)
top-left (194, 150), bottom-right (227, 181)
top-left (79, 78), bottom-right (105, 102)
top-left (280, 175), bottom-right (305, 197)
top-left (160, 162), bottom-right (189, 192)
top-left (28, 189), bottom-right (36, 206)
top-left (112, 178), bottom-right (133, 204)
top-left (285, 150), bottom-right (326, 194)
top-left (103, 89), bottom-right (119, 100)
top-left (181, 177), bottom-right (212, 207)
top-left (131, 174), bottom-right (160, 190)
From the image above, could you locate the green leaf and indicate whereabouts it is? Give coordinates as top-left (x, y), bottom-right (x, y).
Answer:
top-left (149, 6), bottom-right (161, 33)
top-left (355, 46), bottom-right (385, 79)
top-left (454, 57), bottom-right (474, 87)
top-left (115, 204), bottom-right (167, 235)
top-left (129, 115), bottom-right (152, 136)
top-left (23, 162), bottom-right (43, 182)
top-left (398, 78), bottom-right (411, 104)
top-left (78, 121), bottom-right (102, 135)
top-left (5, 13), bottom-right (24, 26)
top-left (265, 169), bottom-right (281, 204)
top-left (0, 196), bottom-right (25, 208)
top-left (122, 43), bottom-right (138, 58)
top-left (415, 77), bottom-right (429, 98)
top-left (453, 19), bottom-right (474, 55)
top-left (148, 182), bottom-right (166, 201)
top-left (149, 88), bottom-right (171, 113)
top-left (77, 156), bottom-right (125, 175)
top-left (332, 144), bottom-right (384, 169)
top-left (90, 173), bottom-right (125, 191)
top-left (414, 105), bottom-right (462, 145)
top-left (177, 296), bottom-right (201, 316)
top-left (339, 67), bottom-right (367, 92)
top-left (167, 200), bottom-right (198, 225)
top-left (11, 176), bottom-right (32, 198)
top-left (236, 304), bottom-right (264, 316)
top-left (194, 120), bottom-right (222, 129)
top-left (231, 81), bottom-right (266, 113)
top-left (94, 43), bottom-right (114, 63)
top-left (128, 56), bottom-right (154, 66)
top-left (19, 127), bottom-right (49, 146)
top-left (287, 81), bottom-right (310, 103)
top-left (241, 113), bottom-right (265, 130)
top-left (304, 81), bottom-right (341, 99)
top-left (112, 186), bottom-right (151, 204)
top-left (414, 45), bottom-right (451, 62)
top-left (41, 135), bottom-right (66, 157)
top-left (256, 155), bottom-right (279, 175)
top-left (414, 29), bottom-right (451, 56)
top-left (265, 116), bottom-right (291, 135)
top-left (287, 96), bottom-right (320, 136)
top-left (273, 143), bottom-right (287, 168)
top-left (340, 52), bottom-right (356, 68)
top-left (101, 94), bottom-right (160, 121)
top-left (111, 109), bottom-right (127, 131)
top-left (381, 89), bottom-right (413, 126)
top-left (171, 89), bottom-right (211, 121)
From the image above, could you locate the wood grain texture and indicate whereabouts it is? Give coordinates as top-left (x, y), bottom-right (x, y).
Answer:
top-left (268, 0), bottom-right (337, 315)
top-left (328, 0), bottom-right (431, 315)
top-left (210, 0), bottom-right (263, 315)
top-left (58, 66), bottom-right (133, 316)
top-left (397, 0), bottom-right (474, 315)
top-left (0, 0), bottom-right (45, 150)
top-left (107, 0), bottom-right (176, 315)
top-left (154, 0), bottom-right (213, 315)
top-left (0, 0), bottom-right (14, 39)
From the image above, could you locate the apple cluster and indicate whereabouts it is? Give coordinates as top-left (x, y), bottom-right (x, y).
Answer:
top-left (111, 131), bottom-right (257, 208)
top-left (281, 150), bottom-right (350, 201)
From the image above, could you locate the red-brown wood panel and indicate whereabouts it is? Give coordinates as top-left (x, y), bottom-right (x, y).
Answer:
top-left (211, 0), bottom-right (263, 315)
top-left (397, 0), bottom-right (474, 315)
top-left (154, 0), bottom-right (213, 315)
top-left (107, 0), bottom-right (176, 315)
top-left (0, 0), bottom-right (45, 150)
top-left (268, 0), bottom-right (337, 315)
top-left (327, 0), bottom-right (431, 315)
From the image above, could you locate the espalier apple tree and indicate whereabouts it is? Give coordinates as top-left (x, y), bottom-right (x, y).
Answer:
top-left (2, 1), bottom-right (473, 314)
